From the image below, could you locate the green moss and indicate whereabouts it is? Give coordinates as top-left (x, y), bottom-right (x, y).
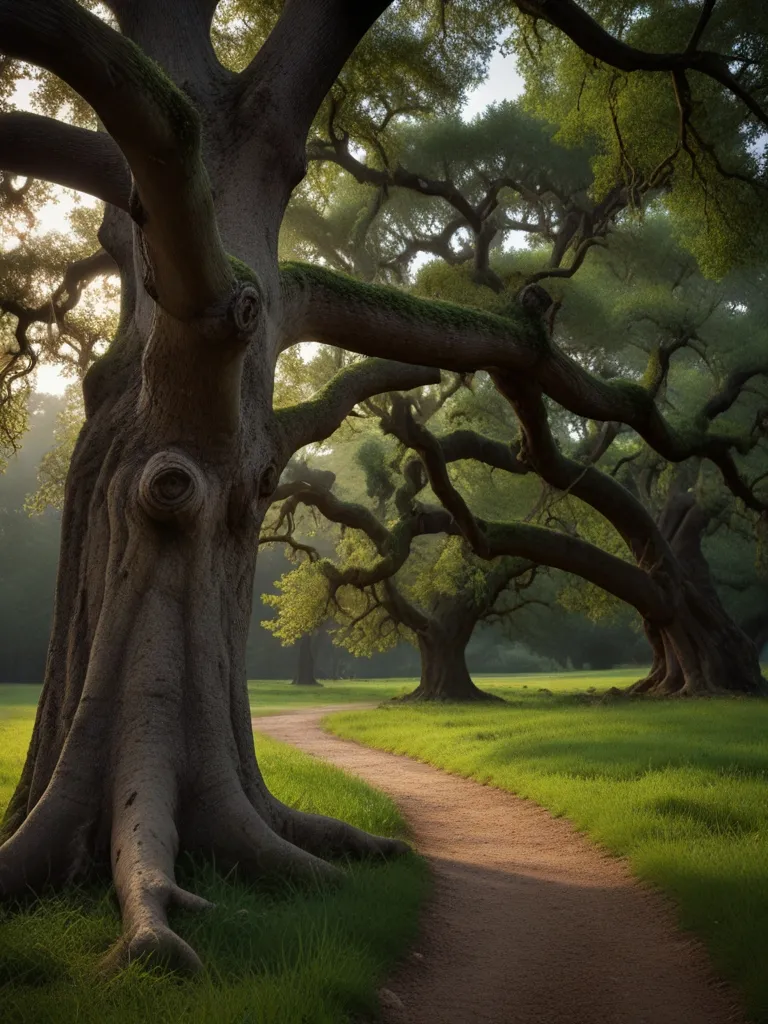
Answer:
top-left (228, 255), bottom-right (261, 286)
top-left (280, 262), bottom-right (548, 347)
top-left (117, 36), bottom-right (201, 158)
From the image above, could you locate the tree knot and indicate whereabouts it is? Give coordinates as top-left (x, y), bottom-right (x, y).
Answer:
top-left (518, 283), bottom-right (553, 318)
top-left (139, 450), bottom-right (206, 526)
top-left (230, 283), bottom-right (262, 337)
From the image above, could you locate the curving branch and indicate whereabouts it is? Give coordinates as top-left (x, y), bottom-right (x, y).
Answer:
top-left (1, 247), bottom-right (117, 407)
top-left (280, 262), bottom-right (768, 505)
top-left (307, 133), bottom-right (484, 231)
top-left (381, 395), bottom-right (671, 622)
top-left (275, 357), bottom-right (439, 456)
top-left (513, 0), bottom-right (768, 128)
top-left (0, 113), bottom-right (131, 210)
top-left (0, 0), bottom-right (234, 319)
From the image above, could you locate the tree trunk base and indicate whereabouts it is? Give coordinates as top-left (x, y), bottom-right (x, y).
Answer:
top-left (627, 601), bottom-right (767, 698)
top-left (396, 683), bottom-right (505, 704)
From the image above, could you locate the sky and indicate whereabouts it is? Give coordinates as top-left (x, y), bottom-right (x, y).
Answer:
top-left (9, 40), bottom-right (523, 395)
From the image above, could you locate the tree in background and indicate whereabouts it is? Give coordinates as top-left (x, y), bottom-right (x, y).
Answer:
top-left (0, 0), bottom-right (767, 970)
top-left (285, 66), bottom-right (768, 696)
top-left (263, 423), bottom-right (546, 701)
top-left (291, 633), bottom-right (321, 686)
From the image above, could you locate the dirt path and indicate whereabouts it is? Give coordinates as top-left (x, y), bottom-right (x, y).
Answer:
top-left (254, 708), bottom-right (743, 1024)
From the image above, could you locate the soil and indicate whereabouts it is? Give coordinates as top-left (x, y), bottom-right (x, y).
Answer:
top-left (254, 707), bottom-right (744, 1024)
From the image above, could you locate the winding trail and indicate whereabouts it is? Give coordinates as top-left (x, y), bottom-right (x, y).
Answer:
top-left (254, 707), bottom-right (744, 1024)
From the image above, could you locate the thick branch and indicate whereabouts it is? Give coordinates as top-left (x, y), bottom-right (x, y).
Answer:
top-left (280, 263), bottom-right (765, 509)
top-left (0, 113), bottom-right (130, 210)
top-left (275, 358), bottom-right (439, 455)
top-left (0, 0), bottom-right (234, 318)
top-left (240, 1), bottom-right (392, 193)
top-left (280, 261), bottom-right (547, 371)
top-left (382, 397), bottom-right (671, 622)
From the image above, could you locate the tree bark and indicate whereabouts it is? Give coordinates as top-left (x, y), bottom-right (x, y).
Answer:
top-left (0, 0), bottom-right (408, 974)
top-left (630, 486), bottom-right (765, 696)
top-left (292, 633), bottom-right (321, 686)
top-left (403, 608), bottom-right (497, 703)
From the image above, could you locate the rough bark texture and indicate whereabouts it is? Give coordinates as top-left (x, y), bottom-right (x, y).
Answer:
top-left (0, 0), bottom-right (408, 973)
top-left (292, 633), bottom-right (321, 686)
top-left (629, 483), bottom-right (764, 697)
top-left (406, 621), bottom-right (495, 703)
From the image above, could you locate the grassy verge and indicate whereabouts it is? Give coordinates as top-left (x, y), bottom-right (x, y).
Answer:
top-left (326, 678), bottom-right (768, 1023)
top-left (0, 686), bottom-right (426, 1024)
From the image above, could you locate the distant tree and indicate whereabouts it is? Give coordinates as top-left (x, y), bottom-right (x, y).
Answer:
top-left (291, 632), bottom-right (321, 686)
top-left (263, 445), bottom-right (543, 701)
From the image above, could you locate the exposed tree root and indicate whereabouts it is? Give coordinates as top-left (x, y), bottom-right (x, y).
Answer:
top-left (101, 875), bottom-right (214, 974)
top-left (272, 799), bottom-right (410, 860)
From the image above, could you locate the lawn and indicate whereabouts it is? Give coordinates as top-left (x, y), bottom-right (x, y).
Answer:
top-left (326, 678), bottom-right (768, 1023)
top-left (246, 668), bottom-right (643, 715)
top-left (0, 685), bottom-right (426, 1024)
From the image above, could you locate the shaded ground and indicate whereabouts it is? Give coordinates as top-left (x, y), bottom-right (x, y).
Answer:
top-left (255, 707), bottom-right (745, 1024)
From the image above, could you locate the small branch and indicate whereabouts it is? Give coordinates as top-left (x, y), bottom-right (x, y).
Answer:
top-left (686, 0), bottom-right (717, 52)
top-left (513, 0), bottom-right (768, 127)
top-left (0, 247), bottom-right (116, 404)
top-left (275, 357), bottom-right (440, 456)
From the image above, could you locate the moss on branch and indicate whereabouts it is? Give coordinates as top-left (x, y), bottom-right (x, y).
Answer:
top-left (280, 260), bottom-right (545, 341)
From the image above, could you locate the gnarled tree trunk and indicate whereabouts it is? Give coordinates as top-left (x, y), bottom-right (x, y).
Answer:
top-left (493, 373), bottom-right (766, 699)
top-left (0, 0), bottom-right (406, 973)
top-left (631, 486), bottom-right (764, 696)
top-left (292, 632), bottom-right (321, 686)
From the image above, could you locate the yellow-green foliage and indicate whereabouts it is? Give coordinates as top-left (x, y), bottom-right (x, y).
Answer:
top-left (25, 384), bottom-right (84, 512)
top-left (515, 6), bottom-right (768, 279)
top-left (555, 497), bottom-right (631, 623)
top-left (409, 535), bottom-right (486, 607)
top-left (263, 560), bottom-right (334, 644)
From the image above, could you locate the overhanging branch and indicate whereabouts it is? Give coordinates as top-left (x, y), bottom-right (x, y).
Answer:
top-left (0, 113), bottom-right (131, 210)
top-left (275, 357), bottom-right (440, 456)
top-left (513, 0), bottom-right (768, 128)
top-left (0, 0), bottom-right (234, 319)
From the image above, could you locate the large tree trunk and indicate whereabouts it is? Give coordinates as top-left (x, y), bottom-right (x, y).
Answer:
top-left (0, 3), bottom-right (405, 973)
top-left (630, 487), bottom-right (765, 696)
top-left (404, 612), bottom-right (497, 702)
top-left (292, 633), bottom-right (321, 686)
top-left (0, 324), bottom-right (402, 972)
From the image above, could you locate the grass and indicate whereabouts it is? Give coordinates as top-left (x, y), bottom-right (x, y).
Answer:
top-left (247, 678), bottom-right (413, 716)
top-left (246, 669), bottom-right (643, 716)
top-left (326, 674), bottom-right (768, 1023)
top-left (0, 685), bottom-right (426, 1024)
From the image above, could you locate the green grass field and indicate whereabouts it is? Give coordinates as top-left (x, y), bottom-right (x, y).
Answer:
top-left (5, 672), bottom-right (768, 1022)
top-left (246, 669), bottom-right (642, 715)
top-left (0, 685), bottom-right (426, 1024)
top-left (326, 677), bottom-right (768, 1023)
